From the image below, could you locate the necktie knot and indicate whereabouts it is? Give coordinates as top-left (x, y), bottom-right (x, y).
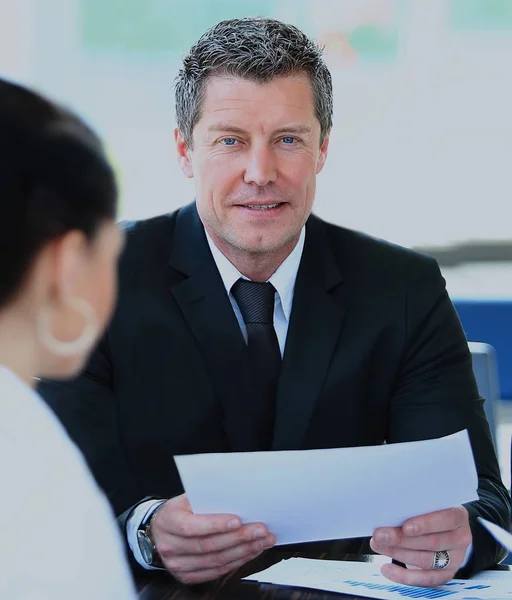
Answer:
top-left (231, 278), bottom-right (276, 325)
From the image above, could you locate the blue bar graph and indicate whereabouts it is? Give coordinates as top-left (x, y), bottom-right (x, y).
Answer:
top-left (344, 580), bottom-right (457, 599)
top-left (464, 585), bottom-right (491, 590)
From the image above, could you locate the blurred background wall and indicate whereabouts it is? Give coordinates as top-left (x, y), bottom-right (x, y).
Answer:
top-left (1, 0), bottom-right (511, 248)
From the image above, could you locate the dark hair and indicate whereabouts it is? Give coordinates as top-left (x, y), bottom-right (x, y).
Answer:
top-left (0, 78), bottom-right (117, 306)
top-left (175, 17), bottom-right (333, 148)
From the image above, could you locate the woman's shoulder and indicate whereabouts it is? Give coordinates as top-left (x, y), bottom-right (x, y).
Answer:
top-left (0, 368), bottom-right (135, 599)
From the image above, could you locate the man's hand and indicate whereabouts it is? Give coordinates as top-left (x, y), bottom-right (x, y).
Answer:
top-left (370, 506), bottom-right (472, 587)
top-left (150, 494), bottom-right (276, 584)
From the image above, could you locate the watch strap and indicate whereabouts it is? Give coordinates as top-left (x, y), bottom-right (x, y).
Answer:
top-left (139, 499), bottom-right (166, 567)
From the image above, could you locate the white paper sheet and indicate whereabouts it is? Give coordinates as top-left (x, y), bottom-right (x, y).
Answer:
top-left (478, 518), bottom-right (512, 553)
top-left (174, 431), bottom-right (478, 545)
top-left (243, 558), bottom-right (512, 600)
top-left (471, 570), bottom-right (512, 582)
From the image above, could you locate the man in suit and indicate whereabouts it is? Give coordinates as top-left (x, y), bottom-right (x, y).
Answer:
top-left (40, 17), bottom-right (510, 587)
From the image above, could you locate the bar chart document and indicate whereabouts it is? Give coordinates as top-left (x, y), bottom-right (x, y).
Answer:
top-left (243, 558), bottom-right (512, 600)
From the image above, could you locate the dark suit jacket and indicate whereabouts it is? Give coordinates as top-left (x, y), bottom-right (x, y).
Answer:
top-left (39, 202), bottom-right (511, 576)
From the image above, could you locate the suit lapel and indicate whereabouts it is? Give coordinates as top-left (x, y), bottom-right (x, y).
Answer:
top-left (168, 204), bottom-right (260, 451)
top-left (273, 215), bottom-right (346, 450)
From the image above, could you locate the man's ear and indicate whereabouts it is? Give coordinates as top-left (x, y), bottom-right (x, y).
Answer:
top-left (175, 128), bottom-right (194, 179)
top-left (316, 132), bottom-right (330, 175)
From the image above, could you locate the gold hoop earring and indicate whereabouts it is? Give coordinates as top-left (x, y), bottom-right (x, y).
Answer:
top-left (37, 297), bottom-right (98, 357)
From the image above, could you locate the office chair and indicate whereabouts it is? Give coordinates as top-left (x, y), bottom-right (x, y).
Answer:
top-left (469, 342), bottom-right (500, 450)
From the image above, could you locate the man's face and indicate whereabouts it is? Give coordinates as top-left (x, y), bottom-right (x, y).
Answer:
top-left (176, 74), bottom-right (329, 258)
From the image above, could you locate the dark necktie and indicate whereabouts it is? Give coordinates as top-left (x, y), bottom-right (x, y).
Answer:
top-left (231, 278), bottom-right (282, 450)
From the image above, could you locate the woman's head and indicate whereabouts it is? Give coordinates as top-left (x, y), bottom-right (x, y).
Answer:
top-left (0, 78), bottom-right (123, 379)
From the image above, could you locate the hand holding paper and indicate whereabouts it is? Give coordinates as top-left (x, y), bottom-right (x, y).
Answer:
top-left (371, 505), bottom-right (473, 587)
top-left (149, 494), bottom-right (275, 585)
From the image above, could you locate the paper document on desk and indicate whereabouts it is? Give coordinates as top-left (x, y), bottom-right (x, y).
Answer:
top-left (174, 430), bottom-right (478, 545)
top-left (243, 558), bottom-right (512, 599)
top-left (478, 518), bottom-right (512, 552)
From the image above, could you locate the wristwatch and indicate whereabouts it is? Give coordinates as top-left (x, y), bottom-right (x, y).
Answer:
top-left (137, 500), bottom-right (166, 568)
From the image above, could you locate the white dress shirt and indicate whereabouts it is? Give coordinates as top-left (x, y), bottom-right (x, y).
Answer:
top-left (205, 228), bottom-right (305, 356)
top-left (128, 228), bottom-right (306, 568)
top-left (0, 366), bottom-right (136, 599)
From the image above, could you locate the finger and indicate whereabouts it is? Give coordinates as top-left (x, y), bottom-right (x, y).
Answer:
top-left (381, 562), bottom-right (457, 588)
top-left (371, 527), bottom-right (471, 552)
top-left (372, 544), bottom-right (465, 572)
top-left (155, 498), bottom-right (243, 538)
top-left (172, 549), bottom-right (263, 585)
top-left (372, 527), bottom-right (404, 548)
top-left (159, 526), bottom-right (274, 556)
top-left (164, 535), bottom-right (275, 574)
top-left (378, 547), bottom-right (436, 570)
top-left (373, 507), bottom-right (468, 546)
top-left (402, 507), bottom-right (468, 537)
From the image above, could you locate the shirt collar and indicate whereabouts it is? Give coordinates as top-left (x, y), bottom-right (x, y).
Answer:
top-left (205, 227), bottom-right (305, 323)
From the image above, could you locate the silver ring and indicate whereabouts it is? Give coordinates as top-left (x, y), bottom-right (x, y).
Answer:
top-left (432, 550), bottom-right (450, 570)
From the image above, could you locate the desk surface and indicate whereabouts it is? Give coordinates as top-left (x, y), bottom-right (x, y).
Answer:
top-left (135, 550), bottom-right (511, 600)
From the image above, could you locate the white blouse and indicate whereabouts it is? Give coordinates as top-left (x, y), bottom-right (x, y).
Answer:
top-left (0, 366), bottom-right (136, 599)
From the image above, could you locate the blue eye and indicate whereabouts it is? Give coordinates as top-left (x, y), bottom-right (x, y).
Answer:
top-left (281, 136), bottom-right (296, 144)
top-left (221, 138), bottom-right (237, 146)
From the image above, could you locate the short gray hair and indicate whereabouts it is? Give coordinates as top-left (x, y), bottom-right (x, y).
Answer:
top-left (175, 17), bottom-right (333, 147)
